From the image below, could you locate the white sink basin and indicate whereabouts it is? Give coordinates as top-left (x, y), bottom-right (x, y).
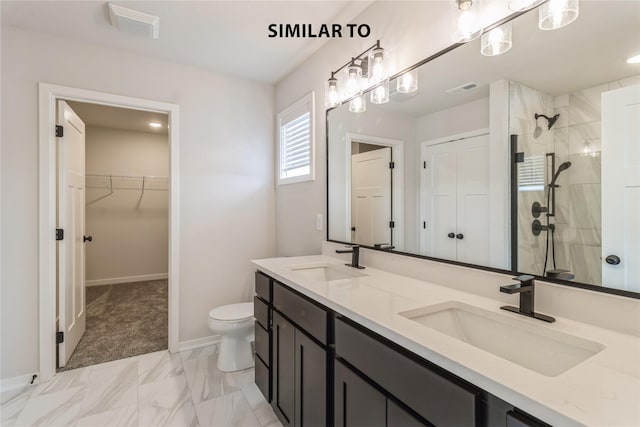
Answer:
top-left (399, 302), bottom-right (605, 377)
top-left (289, 263), bottom-right (366, 282)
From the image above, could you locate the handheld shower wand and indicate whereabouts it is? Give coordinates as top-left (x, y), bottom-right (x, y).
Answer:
top-left (549, 161), bottom-right (572, 187)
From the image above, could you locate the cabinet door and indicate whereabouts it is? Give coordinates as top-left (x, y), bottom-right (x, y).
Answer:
top-left (295, 330), bottom-right (327, 427)
top-left (387, 400), bottom-right (428, 427)
top-left (272, 312), bottom-right (295, 427)
top-left (335, 360), bottom-right (386, 427)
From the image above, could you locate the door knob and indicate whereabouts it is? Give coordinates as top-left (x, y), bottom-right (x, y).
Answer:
top-left (605, 255), bottom-right (620, 265)
top-left (456, 233), bottom-right (464, 240)
top-left (83, 235), bottom-right (93, 243)
top-left (448, 232), bottom-right (455, 238)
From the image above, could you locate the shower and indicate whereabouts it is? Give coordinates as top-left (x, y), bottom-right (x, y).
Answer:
top-left (531, 157), bottom-right (572, 277)
top-left (533, 113), bottom-right (560, 138)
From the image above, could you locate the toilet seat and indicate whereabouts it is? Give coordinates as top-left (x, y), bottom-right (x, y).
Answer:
top-left (208, 302), bottom-right (253, 322)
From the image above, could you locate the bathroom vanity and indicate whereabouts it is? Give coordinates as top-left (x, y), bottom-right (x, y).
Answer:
top-left (252, 255), bottom-right (640, 427)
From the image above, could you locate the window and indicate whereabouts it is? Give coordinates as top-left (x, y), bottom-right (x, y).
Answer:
top-left (518, 154), bottom-right (545, 192)
top-left (277, 92), bottom-right (314, 185)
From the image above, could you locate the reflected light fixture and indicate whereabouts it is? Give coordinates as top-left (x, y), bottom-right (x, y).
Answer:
top-left (627, 54), bottom-right (640, 64)
top-left (149, 122), bottom-right (162, 128)
top-left (370, 81), bottom-right (390, 104)
top-left (508, 0), bottom-right (545, 11)
top-left (349, 94), bottom-right (367, 113)
top-left (324, 74), bottom-right (340, 108)
top-left (323, 40), bottom-right (389, 112)
top-left (452, 0), bottom-right (484, 42)
top-left (539, 0), bottom-right (579, 31)
top-left (397, 69), bottom-right (419, 94)
top-left (481, 22), bottom-right (512, 56)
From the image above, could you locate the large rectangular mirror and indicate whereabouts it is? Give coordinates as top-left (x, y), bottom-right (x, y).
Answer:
top-left (327, 1), bottom-right (640, 294)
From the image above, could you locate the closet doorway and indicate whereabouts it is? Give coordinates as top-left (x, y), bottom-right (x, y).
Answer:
top-left (38, 84), bottom-right (179, 382)
top-left (56, 100), bottom-right (170, 371)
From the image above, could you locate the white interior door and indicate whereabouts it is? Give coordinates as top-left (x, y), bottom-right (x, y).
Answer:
top-left (351, 147), bottom-right (392, 246)
top-left (57, 100), bottom-right (87, 366)
top-left (421, 143), bottom-right (457, 260)
top-left (602, 85), bottom-right (640, 291)
top-left (456, 134), bottom-right (490, 265)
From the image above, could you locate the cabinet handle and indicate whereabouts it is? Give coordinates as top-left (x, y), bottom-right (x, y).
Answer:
top-left (456, 233), bottom-right (464, 240)
top-left (447, 232), bottom-right (455, 239)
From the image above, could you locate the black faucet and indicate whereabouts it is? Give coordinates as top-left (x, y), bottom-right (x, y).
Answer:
top-left (500, 275), bottom-right (555, 323)
top-left (335, 245), bottom-right (365, 269)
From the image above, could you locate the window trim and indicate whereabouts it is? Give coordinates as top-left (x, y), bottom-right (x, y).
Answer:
top-left (277, 92), bottom-right (315, 185)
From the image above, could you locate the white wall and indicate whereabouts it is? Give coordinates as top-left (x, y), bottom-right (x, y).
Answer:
top-left (85, 126), bottom-right (168, 285)
top-left (0, 26), bottom-right (275, 380)
top-left (415, 97), bottom-right (490, 143)
top-left (274, 1), bottom-right (514, 256)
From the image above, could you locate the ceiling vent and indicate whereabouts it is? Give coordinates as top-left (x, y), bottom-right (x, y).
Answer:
top-left (108, 3), bottom-right (159, 39)
top-left (446, 82), bottom-right (479, 95)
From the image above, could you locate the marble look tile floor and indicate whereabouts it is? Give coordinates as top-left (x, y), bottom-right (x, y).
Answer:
top-left (1, 345), bottom-right (283, 427)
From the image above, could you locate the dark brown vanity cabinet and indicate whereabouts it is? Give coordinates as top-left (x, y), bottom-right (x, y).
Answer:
top-left (268, 279), bottom-right (330, 427)
top-left (254, 272), bottom-right (272, 402)
top-left (255, 271), bottom-right (551, 427)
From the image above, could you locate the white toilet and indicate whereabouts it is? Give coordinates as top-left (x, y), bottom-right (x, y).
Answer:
top-left (207, 302), bottom-right (255, 372)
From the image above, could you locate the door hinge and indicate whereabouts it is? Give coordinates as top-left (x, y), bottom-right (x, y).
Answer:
top-left (389, 161), bottom-right (395, 169)
top-left (389, 221), bottom-right (395, 229)
top-left (55, 125), bottom-right (64, 137)
top-left (56, 331), bottom-right (64, 344)
top-left (515, 152), bottom-right (525, 163)
top-left (56, 229), bottom-right (64, 241)
top-left (423, 161), bottom-right (427, 169)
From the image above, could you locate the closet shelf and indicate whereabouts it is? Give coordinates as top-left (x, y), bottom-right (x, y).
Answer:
top-left (86, 174), bottom-right (168, 191)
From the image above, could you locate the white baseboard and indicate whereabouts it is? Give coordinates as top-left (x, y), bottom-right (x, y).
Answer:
top-left (86, 273), bottom-right (168, 287)
top-left (177, 335), bottom-right (221, 353)
top-left (0, 373), bottom-right (40, 392)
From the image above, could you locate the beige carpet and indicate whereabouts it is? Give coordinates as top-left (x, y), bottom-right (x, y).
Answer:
top-left (58, 280), bottom-right (168, 371)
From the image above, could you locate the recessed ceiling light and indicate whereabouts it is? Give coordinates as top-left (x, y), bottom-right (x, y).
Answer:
top-left (149, 122), bottom-right (162, 128)
top-left (627, 54), bottom-right (640, 64)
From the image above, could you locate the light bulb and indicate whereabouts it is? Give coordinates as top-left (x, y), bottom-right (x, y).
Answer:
top-left (397, 70), bottom-right (418, 94)
top-left (539, 0), bottom-right (579, 31)
top-left (370, 81), bottom-right (389, 104)
top-left (452, 0), bottom-right (483, 42)
top-left (481, 22), bottom-right (512, 56)
top-left (368, 47), bottom-right (386, 84)
top-left (345, 63), bottom-right (362, 97)
top-left (349, 94), bottom-right (366, 113)
top-left (324, 77), bottom-right (339, 108)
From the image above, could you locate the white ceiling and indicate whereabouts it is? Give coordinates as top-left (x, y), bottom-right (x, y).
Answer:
top-left (66, 100), bottom-right (169, 134)
top-left (373, 1), bottom-right (640, 117)
top-left (1, 0), bottom-right (372, 84)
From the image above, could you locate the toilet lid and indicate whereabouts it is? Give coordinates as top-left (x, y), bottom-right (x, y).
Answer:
top-left (208, 302), bottom-right (254, 321)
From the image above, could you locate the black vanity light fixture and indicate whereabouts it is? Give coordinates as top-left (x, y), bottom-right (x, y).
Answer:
top-left (324, 40), bottom-right (392, 111)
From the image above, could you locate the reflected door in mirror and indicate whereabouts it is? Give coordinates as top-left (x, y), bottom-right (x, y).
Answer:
top-left (351, 147), bottom-right (392, 246)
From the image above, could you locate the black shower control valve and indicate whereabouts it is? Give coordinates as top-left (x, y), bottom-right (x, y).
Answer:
top-left (456, 233), bottom-right (464, 240)
top-left (531, 201), bottom-right (548, 218)
top-left (605, 255), bottom-right (621, 265)
top-left (448, 232), bottom-right (455, 238)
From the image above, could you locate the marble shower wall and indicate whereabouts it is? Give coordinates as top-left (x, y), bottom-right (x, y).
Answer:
top-left (509, 81), bottom-right (555, 276)
top-left (511, 75), bottom-right (640, 286)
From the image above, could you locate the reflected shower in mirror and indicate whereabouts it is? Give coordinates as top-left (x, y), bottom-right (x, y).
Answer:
top-left (328, 0), bottom-right (640, 293)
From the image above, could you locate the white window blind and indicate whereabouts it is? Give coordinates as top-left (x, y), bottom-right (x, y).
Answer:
top-left (518, 154), bottom-right (545, 192)
top-left (278, 92), bottom-right (314, 184)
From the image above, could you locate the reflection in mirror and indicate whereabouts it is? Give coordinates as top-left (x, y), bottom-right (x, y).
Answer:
top-left (328, 1), bottom-right (640, 293)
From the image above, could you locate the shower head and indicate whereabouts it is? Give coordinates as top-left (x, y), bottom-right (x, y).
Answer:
top-left (549, 161), bottom-right (571, 187)
top-left (535, 113), bottom-right (561, 130)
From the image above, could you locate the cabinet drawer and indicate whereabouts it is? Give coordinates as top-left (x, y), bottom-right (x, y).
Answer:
top-left (255, 321), bottom-right (270, 367)
top-left (255, 271), bottom-right (272, 302)
top-left (273, 283), bottom-right (327, 344)
top-left (254, 296), bottom-right (270, 330)
top-left (335, 317), bottom-right (478, 427)
top-left (255, 355), bottom-right (271, 402)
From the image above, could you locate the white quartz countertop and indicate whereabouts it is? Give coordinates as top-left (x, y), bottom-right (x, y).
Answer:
top-left (252, 255), bottom-right (640, 427)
